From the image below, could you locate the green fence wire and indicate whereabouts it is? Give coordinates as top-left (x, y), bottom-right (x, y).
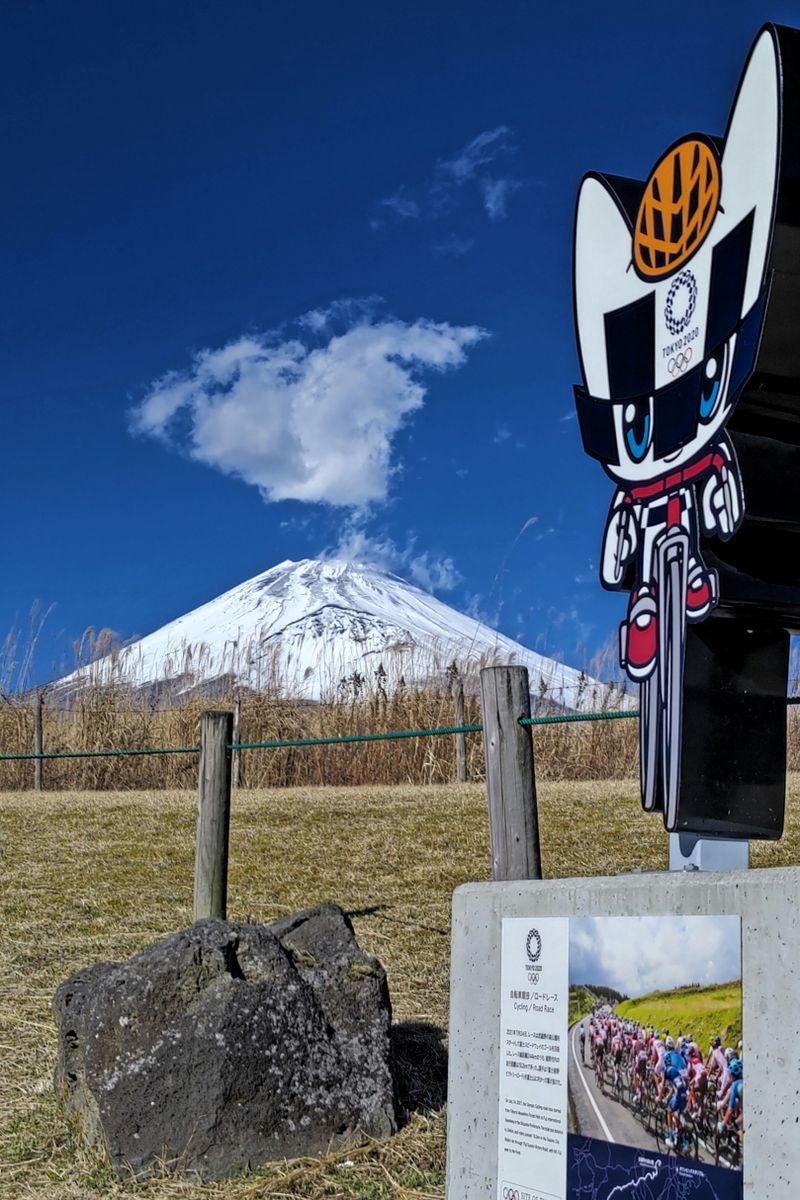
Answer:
top-left (230, 724), bottom-right (484, 753)
top-left (0, 746), bottom-right (201, 762)
top-left (519, 708), bottom-right (637, 727)
top-left (0, 709), bottom-right (635, 761)
top-left (3, 697), bottom-right (799, 762)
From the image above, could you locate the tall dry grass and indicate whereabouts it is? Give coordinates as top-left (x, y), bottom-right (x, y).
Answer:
top-left (0, 657), bottom-right (636, 791)
top-left (5, 620), bottom-right (800, 790)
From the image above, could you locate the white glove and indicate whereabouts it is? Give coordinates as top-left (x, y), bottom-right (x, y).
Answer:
top-left (601, 494), bottom-right (638, 587)
top-left (701, 443), bottom-right (743, 540)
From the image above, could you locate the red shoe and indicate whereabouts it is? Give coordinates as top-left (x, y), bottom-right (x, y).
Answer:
top-left (686, 567), bottom-right (717, 621)
top-left (620, 588), bottom-right (657, 681)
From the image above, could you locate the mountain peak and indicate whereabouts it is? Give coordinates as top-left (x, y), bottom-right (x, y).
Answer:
top-left (60, 556), bottom-right (615, 709)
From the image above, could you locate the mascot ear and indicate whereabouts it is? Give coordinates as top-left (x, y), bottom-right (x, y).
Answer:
top-left (574, 175), bottom-right (650, 399)
top-left (719, 28), bottom-right (780, 318)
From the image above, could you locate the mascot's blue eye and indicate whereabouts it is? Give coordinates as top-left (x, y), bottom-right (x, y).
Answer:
top-left (699, 351), bottom-right (724, 423)
top-left (623, 398), bottom-right (652, 462)
top-left (699, 382), bottom-right (719, 418)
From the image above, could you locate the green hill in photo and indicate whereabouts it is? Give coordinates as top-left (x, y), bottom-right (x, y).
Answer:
top-left (569, 983), bottom-right (628, 1026)
top-left (569, 985), bottom-right (596, 1025)
top-left (616, 981), bottom-right (742, 1052)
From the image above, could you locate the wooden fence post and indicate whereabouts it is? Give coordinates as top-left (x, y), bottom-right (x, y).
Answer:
top-left (479, 665), bottom-right (542, 881)
top-left (231, 693), bottom-right (241, 789)
top-left (453, 674), bottom-right (469, 783)
top-left (194, 710), bottom-right (233, 921)
top-left (34, 690), bottom-right (44, 792)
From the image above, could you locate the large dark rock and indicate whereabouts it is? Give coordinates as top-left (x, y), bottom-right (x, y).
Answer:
top-left (53, 903), bottom-right (396, 1181)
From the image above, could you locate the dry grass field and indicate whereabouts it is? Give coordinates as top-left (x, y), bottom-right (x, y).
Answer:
top-left (1, 780), bottom-right (799, 1200)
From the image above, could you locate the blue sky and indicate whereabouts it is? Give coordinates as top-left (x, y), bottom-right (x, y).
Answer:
top-left (3, 0), bottom-right (796, 686)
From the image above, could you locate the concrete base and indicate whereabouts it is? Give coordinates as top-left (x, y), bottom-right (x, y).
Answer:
top-left (446, 867), bottom-right (800, 1198)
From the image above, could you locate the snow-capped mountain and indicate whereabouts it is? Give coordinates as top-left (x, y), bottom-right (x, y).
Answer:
top-left (60, 558), bottom-right (616, 709)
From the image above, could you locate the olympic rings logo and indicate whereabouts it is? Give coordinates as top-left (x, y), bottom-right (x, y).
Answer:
top-left (502, 1189), bottom-right (520, 1200)
top-left (668, 348), bottom-right (693, 376)
top-left (526, 928), bottom-right (542, 963)
top-left (664, 269), bottom-right (698, 336)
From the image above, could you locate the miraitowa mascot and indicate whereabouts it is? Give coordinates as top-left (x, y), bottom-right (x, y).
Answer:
top-left (573, 29), bottom-right (780, 821)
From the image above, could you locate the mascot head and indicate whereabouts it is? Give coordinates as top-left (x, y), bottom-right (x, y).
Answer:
top-left (574, 28), bottom-right (780, 484)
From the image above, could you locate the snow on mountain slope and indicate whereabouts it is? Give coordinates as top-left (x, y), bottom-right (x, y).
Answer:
top-left (60, 558), bottom-right (617, 710)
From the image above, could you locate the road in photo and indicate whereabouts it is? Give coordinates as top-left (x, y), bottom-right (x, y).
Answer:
top-left (568, 915), bottom-right (743, 1172)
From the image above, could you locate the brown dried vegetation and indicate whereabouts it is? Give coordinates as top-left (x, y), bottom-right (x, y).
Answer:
top-left (1, 780), bottom-right (800, 1199)
top-left (0, 664), bottom-right (635, 792)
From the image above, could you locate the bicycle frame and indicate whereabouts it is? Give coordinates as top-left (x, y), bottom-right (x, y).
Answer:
top-left (639, 523), bottom-right (690, 829)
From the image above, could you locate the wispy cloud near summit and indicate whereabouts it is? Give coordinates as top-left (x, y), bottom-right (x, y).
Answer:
top-left (326, 521), bottom-right (462, 593)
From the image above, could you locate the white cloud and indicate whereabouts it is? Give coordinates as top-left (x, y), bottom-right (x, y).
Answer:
top-left (325, 524), bottom-right (461, 593)
top-left (493, 424), bottom-right (511, 444)
top-left (381, 191), bottom-right (420, 220)
top-left (130, 303), bottom-right (487, 509)
top-left (408, 549), bottom-right (461, 592)
top-left (465, 592), bottom-right (503, 628)
top-left (569, 916), bottom-right (741, 998)
top-left (434, 233), bottom-right (475, 257)
top-left (372, 125), bottom-right (522, 233)
top-left (480, 177), bottom-right (523, 222)
top-left (437, 126), bottom-right (513, 183)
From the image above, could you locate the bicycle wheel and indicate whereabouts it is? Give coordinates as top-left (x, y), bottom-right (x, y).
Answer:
top-left (645, 1087), bottom-right (660, 1134)
top-left (717, 1127), bottom-right (741, 1170)
top-left (639, 671), bottom-right (660, 812)
top-left (619, 1066), bottom-right (629, 1108)
top-left (679, 1121), bottom-right (699, 1159)
top-left (653, 1107), bottom-right (668, 1153)
top-left (637, 1087), bottom-right (651, 1127)
top-left (705, 1081), bottom-right (718, 1132)
top-left (658, 539), bottom-right (687, 830)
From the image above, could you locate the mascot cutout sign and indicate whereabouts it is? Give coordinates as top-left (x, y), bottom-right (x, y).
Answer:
top-left (573, 29), bottom-right (780, 830)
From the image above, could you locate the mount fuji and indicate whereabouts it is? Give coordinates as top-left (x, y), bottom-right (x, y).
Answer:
top-left (61, 558), bottom-right (616, 710)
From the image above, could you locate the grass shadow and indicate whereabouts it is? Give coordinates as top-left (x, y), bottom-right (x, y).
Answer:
top-left (391, 1021), bottom-right (448, 1120)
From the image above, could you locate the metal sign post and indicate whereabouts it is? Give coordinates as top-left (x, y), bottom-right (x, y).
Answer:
top-left (668, 832), bottom-right (749, 871)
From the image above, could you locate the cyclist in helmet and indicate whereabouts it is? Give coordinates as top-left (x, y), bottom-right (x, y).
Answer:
top-left (687, 1044), bottom-right (709, 1122)
top-left (717, 1057), bottom-right (744, 1136)
top-left (663, 1046), bottom-right (690, 1149)
top-left (707, 1035), bottom-right (726, 1078)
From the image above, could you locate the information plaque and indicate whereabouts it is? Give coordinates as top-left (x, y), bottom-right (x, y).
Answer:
top-left (498, 918), bottom-right (569, 1200)
top-left (498, 915), bottom-right (743, 1200)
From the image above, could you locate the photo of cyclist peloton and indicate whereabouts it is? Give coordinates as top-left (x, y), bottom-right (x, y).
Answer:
top-left (568, 915), bottom-right (743, 1172)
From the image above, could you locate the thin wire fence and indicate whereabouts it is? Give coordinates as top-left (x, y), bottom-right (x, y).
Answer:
top-left (0, 708), bottom-right (643, 762)
top-left (8, 698), bottom-right (800, 761)
top-left (3, 694), bottom-right (799, 786)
